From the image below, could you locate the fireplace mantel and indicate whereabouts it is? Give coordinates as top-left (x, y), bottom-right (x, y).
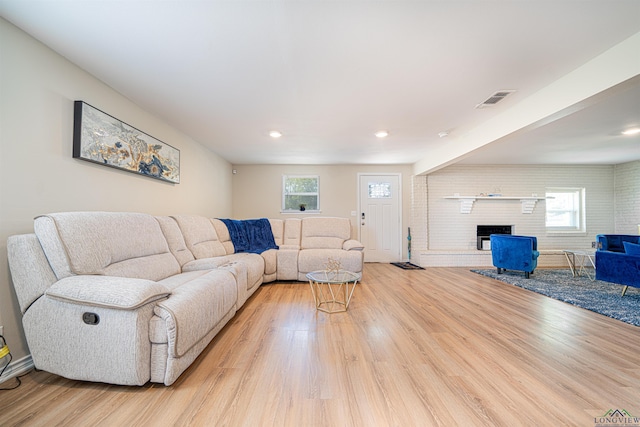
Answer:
top-left (444, 195), bottom-right (548, 214)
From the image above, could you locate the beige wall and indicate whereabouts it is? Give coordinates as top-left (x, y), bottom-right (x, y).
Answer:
top-left (0, 19), bottom-right (233, 361)
top-left (231, 163), bottom-right (413, 253)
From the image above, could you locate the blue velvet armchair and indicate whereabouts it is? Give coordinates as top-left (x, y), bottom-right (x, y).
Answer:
top-left (595, 234), bottom-right (640, 296)
top-left (490, 234), bottom-right (539, 278)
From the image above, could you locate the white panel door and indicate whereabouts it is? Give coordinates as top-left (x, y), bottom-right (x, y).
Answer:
top-left (359, 174), bottom-right (401, 263)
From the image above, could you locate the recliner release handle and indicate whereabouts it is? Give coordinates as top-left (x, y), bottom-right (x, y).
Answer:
top-left (82, 312), bottom-right (100, 325)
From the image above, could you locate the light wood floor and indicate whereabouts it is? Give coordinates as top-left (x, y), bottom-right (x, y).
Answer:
top-left (1, 264), bottom-right (639, 426)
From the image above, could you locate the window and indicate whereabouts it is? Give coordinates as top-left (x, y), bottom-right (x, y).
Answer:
top-left (368, 182), bottom-right (392, 198)
top-left (545, 188), bottom-right (585, 232)
top-left (282, 175), bottom-right (319, 212)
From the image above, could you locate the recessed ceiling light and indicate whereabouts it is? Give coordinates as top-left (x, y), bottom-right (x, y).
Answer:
top-left (269, 130), bottom-right (282, 138)
top-left (375, 131), bottom-right (389, 138)
top-left (438, 131), bottom-right (449, 138)
top-left (621, 128), bottom-right (640, 136)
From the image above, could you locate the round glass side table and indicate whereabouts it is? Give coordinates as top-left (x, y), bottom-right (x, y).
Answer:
top-left (306, 269), bottom-right (361, 313)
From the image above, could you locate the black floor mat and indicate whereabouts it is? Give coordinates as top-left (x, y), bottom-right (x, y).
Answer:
top-left (390, 262), bottom-right (424, 270)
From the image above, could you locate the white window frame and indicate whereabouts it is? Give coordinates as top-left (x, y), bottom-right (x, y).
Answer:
top-left (281, 174), bottom-right (320, 214)
top-left (545, 187), bottom-right (586, 233)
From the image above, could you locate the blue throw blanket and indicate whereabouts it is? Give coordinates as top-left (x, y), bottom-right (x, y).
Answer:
top-left (219, 218), bottom-right (279, 254)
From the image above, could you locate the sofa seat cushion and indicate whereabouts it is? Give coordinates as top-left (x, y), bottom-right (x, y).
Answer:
top-left (261, 249), bottom-right (277, 276)
top-left (226, 253), bottom-right (265, 289)
top-left (182, 254), bottom-right (265, 290)
top-left (298, 249), bottom-right (364, 274)
top-left (276, 247), bottom-right (299, 281)
top-left (157, 270), bottom-right (211, 290)
top-left (181, 256), bottom-right (232, 271)
top-left (153, 269), bottom-right (236, 358)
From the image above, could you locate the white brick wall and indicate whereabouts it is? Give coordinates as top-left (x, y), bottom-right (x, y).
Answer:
top-left (410, 175), bottom-right (428, 263)
top-left (416, 164), bottom-right (620, 267)
top-left (614, 160), bottom-right (640, 234)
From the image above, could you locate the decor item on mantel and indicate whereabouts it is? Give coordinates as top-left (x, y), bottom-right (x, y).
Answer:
top-left (444, 194), bottom-right (547, 214)
top-left (73, 101), bottom-right (180, 184)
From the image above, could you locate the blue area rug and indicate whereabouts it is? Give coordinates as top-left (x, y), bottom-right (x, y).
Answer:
top-left (471, 268), bottom-right (640, 327)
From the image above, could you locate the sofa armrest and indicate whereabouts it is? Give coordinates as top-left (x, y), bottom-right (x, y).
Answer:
top-left (343, 239), bottom-right (364, 251)
top-left (8, 233), bottom-right (58, 314)
top-left (46, 275), bottom-right (170, 310)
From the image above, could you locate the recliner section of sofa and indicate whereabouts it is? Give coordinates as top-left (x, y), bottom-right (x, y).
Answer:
top-left (7, 212), bottom-right (364, 387)
top-left (170, 214), bottom-right (266, 306)
top-left (297, 217), bottom-right (366, 281)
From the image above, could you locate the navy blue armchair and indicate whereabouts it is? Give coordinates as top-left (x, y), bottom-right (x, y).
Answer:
top-left (595, 234), bottom-right (640, 296)
top-left (595, 234), bottom-right (640, 252)
top-left (490, 234), bottom-right (539, 278)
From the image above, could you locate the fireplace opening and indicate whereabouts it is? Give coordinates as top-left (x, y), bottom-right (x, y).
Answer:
top-left (477, 225), bottom-right (513, 250)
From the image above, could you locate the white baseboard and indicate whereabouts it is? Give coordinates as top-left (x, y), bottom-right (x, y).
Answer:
top-left (418, 249), bottom-right (567, 268)
top-left (418, 250), bottom-right (493, 267)
top-left (0, 354), bottom-right (34, 384)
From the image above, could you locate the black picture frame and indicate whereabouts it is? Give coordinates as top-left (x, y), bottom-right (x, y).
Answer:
top-left (73, 101), bottom-right (180, 184)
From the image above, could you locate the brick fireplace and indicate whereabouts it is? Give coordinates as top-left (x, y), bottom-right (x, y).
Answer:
top-left (477, 225), bottom-right (513, 250)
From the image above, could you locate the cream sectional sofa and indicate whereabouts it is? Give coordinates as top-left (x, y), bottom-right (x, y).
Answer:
top-left (7, 212), bottom-right (364, 386)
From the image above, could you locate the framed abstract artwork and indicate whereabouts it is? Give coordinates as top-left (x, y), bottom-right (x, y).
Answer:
top-left (73, 101), bottom-right (180, 183)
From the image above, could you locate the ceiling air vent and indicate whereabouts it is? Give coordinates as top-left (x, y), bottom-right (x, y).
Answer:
top-left (475, 90), bottom-right (516, 109)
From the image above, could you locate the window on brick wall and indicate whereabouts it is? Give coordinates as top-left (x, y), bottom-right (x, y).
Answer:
top-left (282, 175), bottom-right (320, 212)
top-left (545, 187), bottom-right (585, 232)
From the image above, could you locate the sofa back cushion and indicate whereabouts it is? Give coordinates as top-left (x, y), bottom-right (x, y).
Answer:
top-left (269, 219), bottom-right (284, 246)
top-left (623, 241), bottom-right (640, 255)
top-left (155, 216), bottom-right (196, 266)
top-left (211, 219), bottom-right (235, 255)
top-left (34, 212), bottom-right (181, 281)
top-left (300, 217), bottom-right (351, 249)
top-left (172, 215), bottom-right (227, 258)
top-left (283, 218), bottom-right (301, 247)
top-left (597, 234), bottom-right (640, 253)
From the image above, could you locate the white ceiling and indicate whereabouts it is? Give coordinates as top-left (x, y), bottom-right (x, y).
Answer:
top-left (457, 77), bottom-right (640, 165)
top-left (1, 1), bottom-right (639, 170)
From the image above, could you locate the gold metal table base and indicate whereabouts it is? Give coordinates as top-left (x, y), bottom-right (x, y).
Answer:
top-left (306, 270), bottom-right (360, 313)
